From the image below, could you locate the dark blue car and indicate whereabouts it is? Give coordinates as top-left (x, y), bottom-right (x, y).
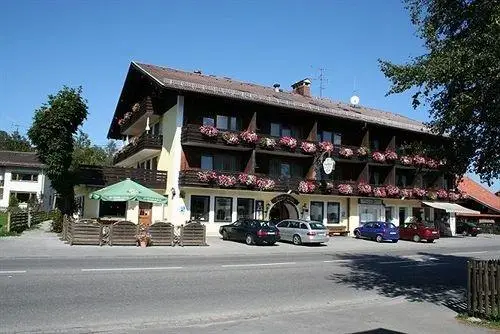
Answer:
top-left (354, 221), bottom-right (399, 243)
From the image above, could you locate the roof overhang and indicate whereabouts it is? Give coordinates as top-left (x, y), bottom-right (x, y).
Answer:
top-left (422, 201), bottom-right (480, 214)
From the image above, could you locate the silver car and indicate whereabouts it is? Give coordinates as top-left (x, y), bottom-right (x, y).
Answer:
top-left (276, 219), bottom-right (329, 245)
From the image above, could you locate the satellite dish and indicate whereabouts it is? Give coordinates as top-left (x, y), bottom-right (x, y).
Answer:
top-left (350, 95), bottom-right (360, 105)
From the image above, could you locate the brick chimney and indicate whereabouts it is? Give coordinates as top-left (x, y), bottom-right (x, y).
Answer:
top-left (291, 78), bottom-right (311, 97)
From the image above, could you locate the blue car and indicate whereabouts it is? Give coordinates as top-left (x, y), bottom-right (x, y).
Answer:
top-left (354, 221), bottom-right (399, 243)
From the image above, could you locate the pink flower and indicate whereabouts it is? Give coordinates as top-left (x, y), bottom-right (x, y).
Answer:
top-left (221, 132), bottom-right (240, 145)
top-left (413, 187), bottom-right (426, 197)
top-left (357, 182), bottom-right (372, 195)
top-left (384, 150), bottom-right (398, 161)
top-left (400, 188), bottom-right (413, 198)
top-left (413, 155), bottom-right (427, 166)
top-left (260, 137), bottom-right (277, 149)
top-left (373, 187), bottom-right (387, 198)
top-left (199, 125), bottom-right (219, 137)
top-left (197, 171), bottom-right (217, 183)
top-left (216, 174), bottom-right (237, 188)
top-left (239, 131), bottom-right (259, 144)
top-left (256, 178), bottom-right (275, 191)
top-left (400, 155), bottom-right (413, 165)
top-left (385, 185), bottom-right (400, 197)
top-left (437, 189), bottom-right (448, 199)
top-left (372, 151), bottom-right (386, 162)
top-left (300, 142), bottom-right (317, 154)
top-left (318, 141), bottom-right (334, 153)
top-left (238, 173), bottom-right (257, 186)
top-left (339, 147), bottom-right (354, 158)
top-left (298, 180), bottom-right (316, 193)
top-left (337, 183), bottom-right (353, 195)
top-left (279, 136), bottom-right (298, 150)
top-left (448, 192), bottom-right (460, 201)
top-left (426, 158), bottom-right (438, 169)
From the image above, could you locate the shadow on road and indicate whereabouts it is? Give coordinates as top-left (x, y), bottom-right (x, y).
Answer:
top-left (328, 252), bottom-right (469, 313)
top-left (348, 329), bottom-right (406, 334)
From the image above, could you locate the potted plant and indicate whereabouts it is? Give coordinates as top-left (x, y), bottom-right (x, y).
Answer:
top-left (197, 170), bottom-right (217, 183)
top-left (298, 180), bottom-right (316, 193)
top-left (357, 146), bottom-right (370, 158)
top-left (372, 151), bottom-right (386, 163)
top-left (357, 182), bottom-right (372, 195)
top-left (400, 155), bottom-right (413, 166)
top-left (318, 141), bottom-right (334, 153)
top-left (222, 132), bottom-right (240, 145)
top-left (199, 124), bottom-right (219, 137)
top-left (384, 150), bottom-right (398, 162)
top-left (337, 183), bottom-right (353, 195)
top-left (136, 226), bottom-right (151, 248)
top-left (339, 147), bottom-right (354, 158)
top-left (279, 136), bottom-right (298, 150)
top-left (256, 178), bottom-right (275, 191)
top-left (238, 173), bottom-right (257, 187)
top-left (300, 142), bottom-right (317, 154)
top-left (216, 174), bottom-right (237, 188)
top-left (239, 130), bottom-right (259, 145)
top-left (260, 137), bottom-right (277, 150)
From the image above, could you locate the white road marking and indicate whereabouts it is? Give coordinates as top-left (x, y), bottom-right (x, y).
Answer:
top-left (81, 267), bottom-right (183, 272)
top-left (444, 251), bottom-right (488, 256)
top-left (379, 260), bottom-right (415, 265)
top-left (0, 270), bottom-right (26, 274)
top-left (221, 262), bottom-right (296, 268)
top-left (400, 263), bottom-right (451, 268)
top-left (323, 260), bottom-right (350, 263)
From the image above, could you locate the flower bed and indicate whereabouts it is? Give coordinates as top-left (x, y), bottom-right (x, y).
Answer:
top-left (318, 141), bottom-right (334, 153)
top-left (385, 150), bottom-right (398, 162)
top-left (373, 187), bottom-right (387, 198)
top-left (222, 132), bottom-right (240, 145)
top-left (298, 180), bottom-right (316, 193)
top-left (216, 174), bottom-right (237, 188)
top-left (337, 183), bottom-right (353, 195)
top-left (300, 142), bottom-right (317, 154)
top-left (357, 182), bottom-right (372, 195)
top-left (385, 185), bottom-right (400, 197)
top-left (339, 147), bottom-right (354, 158)
top-left (238, 173), bottom-right (257, 187)
top-left (197, 171), bottom-right (217, 183)
top-left (256, 178), bottom-right (275, 191)
top-left (279, 136), bottom-right (298, 150)
top-left (372, 151), bottom-right (386, 163)
top-left (260, 137), bottom-right (277, 149)
top-left (199, 125), bottom-right (219, 138)
top-left (239, 131), bottom-right (259, 145)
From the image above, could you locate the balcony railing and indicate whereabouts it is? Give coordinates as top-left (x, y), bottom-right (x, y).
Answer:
top-left (119, 97), bottom-right (161, 137)
top-left (113, 133), bottom-right (163, 165)
top-left (181, 124), bottom-right (253, 151)
top-left (77, 165), bottom-right (167, 189)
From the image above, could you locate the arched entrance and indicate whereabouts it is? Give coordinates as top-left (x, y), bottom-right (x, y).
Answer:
top-left (268, 194), bottom-right (300, 221)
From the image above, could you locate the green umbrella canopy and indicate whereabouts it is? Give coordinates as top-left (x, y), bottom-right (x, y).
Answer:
top-left (89, 178), bottom-right (168, 204)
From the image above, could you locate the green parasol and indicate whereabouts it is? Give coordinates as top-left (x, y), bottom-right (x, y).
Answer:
top-left (89, 178), bottom-right (168, 204)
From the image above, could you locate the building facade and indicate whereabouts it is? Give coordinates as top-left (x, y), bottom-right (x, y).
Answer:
top-left (76, 62), bottom-right (466, 235)
top-left (0, 151), bottom-right (54, 211)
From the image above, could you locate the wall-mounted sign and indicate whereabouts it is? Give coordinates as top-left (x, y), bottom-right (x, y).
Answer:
top-left (270, 194), bottom-right (299, 205)
top-left (358, 198), bottom-right (384, 205)
top-left (323, 157), bottom-right (335, 175)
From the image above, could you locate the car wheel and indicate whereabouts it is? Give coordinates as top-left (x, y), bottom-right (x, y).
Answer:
top-left (354, 231), bottom-right (361, 239)
top-left (293, 234), bottom-right (302, 245)
top-left (375, 234), bottom-right (383, 243)
top-left (268, 241), bottom-right (276, 246)
top-left (413, 234), bottom-right (421, 243)
top-left (471, 233), bottom-right (478, 237)
top-left (245, 234), bottom-right (254, 245)
top-left (222, 230), bottom-right (229, 240)
top-left (427, 239), bottom-right (434, 243)
top-left (392, 239), bottom-right (398, 243)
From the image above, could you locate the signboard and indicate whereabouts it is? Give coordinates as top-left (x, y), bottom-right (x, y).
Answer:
top-left (270, 194), bottom-right (299, 205)
top-left (323, 157), bottom-right (335, 175)
top-left (358, 198), bottom-right (384, 205)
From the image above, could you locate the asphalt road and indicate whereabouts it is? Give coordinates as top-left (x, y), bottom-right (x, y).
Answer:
top-left (1, 242), bottom-right (498, 334)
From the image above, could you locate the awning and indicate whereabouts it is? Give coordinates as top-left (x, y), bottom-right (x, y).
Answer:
top-left (422, 201), bottom-right (480, 214)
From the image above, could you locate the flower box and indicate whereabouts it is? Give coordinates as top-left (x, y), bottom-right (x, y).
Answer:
top-left (239, 131), bottom-right (259, 145)
top-left (337, 183), bottom-right (353, 195)
top-left (372, 151), bottom-right (386, 163)
top-left (426, 158), bottom-right (438, 169)
top-left (437, 189), bottom-right (448, 199)
top-left (339, 147), bottom-right (354, 158)
top-left (400, 188), bottom-right (413, 198)
top-left (216, 174), bottom-right (237, 188)
top-left (400, 155), bottom-right (413, 166)
top-left (357, 183), bottom-right (372, 195)
top-left (413, 187), bottom-right (426, 198)
top-left (324, 182), bottom-right (335, 193)
top-left (256, 178), bottom-right (275, 191)
top-left (318, 141), bottom-right (334, 153)
top-left (260, 137), bottom-right (277, 149)
top-left (357, 146), bottom-right (370, 158)
top-left (279, 136), bottom-right (298, 150)
top-left (373, 187), bottom-right (387, 198)
top-left (199, 125), bottom-right (219, 138)
top-left (298, 180), bottom-right (316, 193)
top-left (426, 191), bottom-right (437, 200)
top-left (448, 192), bottom-right (460, 201)
top-left (221, 132), bottom-right (240, 145)
top-left (413, 155), bottom-right (427, 166)
top-left (385, 185), bottom-right (400, 197)
top-left (384, 150), bottom-right (398, 162)
top-left (197, 171), bottom-right (217, 183)
top-left (238, 173), bottom-right (257, 186)
top-left (300, 142), bottom-right (317, 154)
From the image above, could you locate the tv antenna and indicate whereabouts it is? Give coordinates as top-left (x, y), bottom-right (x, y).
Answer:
top-left (311, 66), bottom-right (329, 98)
top-left (350, 76), bottom-right (360, 106)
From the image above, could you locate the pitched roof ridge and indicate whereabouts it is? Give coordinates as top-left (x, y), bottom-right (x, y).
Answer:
top-left (459, 176), bottom-right (500, 212)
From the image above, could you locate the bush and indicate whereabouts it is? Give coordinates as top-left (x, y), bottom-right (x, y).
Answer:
top-left (8, 195), bottom-right (19, 209)
top-left (50, 210), bottom-right (63, 233)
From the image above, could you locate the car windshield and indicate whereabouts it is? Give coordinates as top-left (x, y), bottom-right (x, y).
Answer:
top-left (309, 222), bottom-right (325, 230)
top-left (248, 220), bottom-right (269, 228)
top-left (423, 221), bottom-right (436, 228)
top-left (383, 223), bottom-right (397, 229)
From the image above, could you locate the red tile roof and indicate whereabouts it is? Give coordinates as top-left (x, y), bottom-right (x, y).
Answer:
top-left (458, 176), bottom-right (500, 213)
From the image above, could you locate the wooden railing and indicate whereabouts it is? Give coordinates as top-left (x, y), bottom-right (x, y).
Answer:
top-left (467, 259), bottom-right (500, 319)
top-left (120, 97), bottom-right (155, 132)
top-left (77, 165), bottom-right (167, 189)
top-left (113, 133), bottom-right (163, 164)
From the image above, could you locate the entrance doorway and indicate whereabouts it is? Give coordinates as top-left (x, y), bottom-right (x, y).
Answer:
top-left (269, 201), bottom-right (299, 221)
top-left (139, 202), bottom-right (152, 226)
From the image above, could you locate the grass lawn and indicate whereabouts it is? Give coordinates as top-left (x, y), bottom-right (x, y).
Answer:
top-left (0, 212), bottom-right (17, 236)
top-left (457, 314), bottom-right (500, 330)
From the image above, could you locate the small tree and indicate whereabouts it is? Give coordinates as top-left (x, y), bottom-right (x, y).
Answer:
top-left (8, 195), bottom-right (19, 209)
top-left (28, 86), bottom-right (88, 215)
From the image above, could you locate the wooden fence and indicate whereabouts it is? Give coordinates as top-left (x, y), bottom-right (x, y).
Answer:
top-left (6, 210), bottom-right (56, 233)
top-left (179, 222), bottom-right (207, 246)
top-left (467, 259), bottom-right (500, 319)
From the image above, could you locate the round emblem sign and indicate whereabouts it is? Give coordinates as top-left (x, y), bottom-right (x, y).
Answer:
top-left (323, 157), bottom-right (335, 175)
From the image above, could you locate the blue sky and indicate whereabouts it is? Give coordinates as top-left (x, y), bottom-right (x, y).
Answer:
top-left (1, 0), bottom-right (498, 191)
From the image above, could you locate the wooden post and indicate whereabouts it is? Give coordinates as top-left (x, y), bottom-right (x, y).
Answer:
top-left (6, 211), bottom-right (11, 232)
top-left (27, 210), bottom-right (32, 228)
top-left (492, 261), bottom-right (497, 317)
top-left (467, 260), bottom-right (472, 315)
top-left (485, 261), bottom-right (490, 317)
top-left (478, 261), bottom-right (483, 316)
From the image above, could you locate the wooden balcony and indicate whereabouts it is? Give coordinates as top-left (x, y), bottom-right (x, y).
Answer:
top-left (181, 124), bottom-right (252, 151)
top-left (113, 133), bottom-right (163, 165)
top-left (120, 97), bottom-right (161, 137)
top-left (77, 165), bottom-right (167, 189)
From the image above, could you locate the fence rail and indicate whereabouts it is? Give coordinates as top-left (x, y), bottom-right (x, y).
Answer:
top-left (6, 210), bottom-right (57, 233)
top-left (467, 259), bottom-right (500, 319)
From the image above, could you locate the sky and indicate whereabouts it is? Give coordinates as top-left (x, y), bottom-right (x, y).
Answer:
top-left (1, 0), bottom-right (498, 191)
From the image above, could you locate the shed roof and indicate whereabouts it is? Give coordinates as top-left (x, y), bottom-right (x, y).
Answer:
top-left (0, 151), bottom-right (44, 168)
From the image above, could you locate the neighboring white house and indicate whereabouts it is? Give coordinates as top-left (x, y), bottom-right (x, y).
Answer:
top-left (0, 151), bottom-right (54, 211)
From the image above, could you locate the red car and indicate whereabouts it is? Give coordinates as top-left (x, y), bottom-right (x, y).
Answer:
top-left (399, 222), bottom-right (440, 243)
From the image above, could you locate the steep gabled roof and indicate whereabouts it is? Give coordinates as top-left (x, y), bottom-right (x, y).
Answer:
top-left (0, 151), bottom-right (44, 168)
top-left (458, 176), bottom-right (500, 213)
top-left (131, 62), bottom-right (432, 134)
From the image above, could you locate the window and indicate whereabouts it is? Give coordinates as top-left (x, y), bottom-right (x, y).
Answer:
top-left (310, 201), bottom-right (324, 222)
top-left (333, 133), bottom-right (342, 146)
top-left (203, 117), bottom-right (215, 126)
top-left (327, 202), bottom-right (340, 224)
top-left (11, 173), bottom-right (38, 182)
top-left (277, 221), bottom-right (289, 228)
top-left (99, 201), bottom-right (126, 218)
top-left (370, 171), bottom-right (380, 185)
top-left (237, 198), bottom-right (254, 219)
top-left (214, 154), bottom-right (238, 171)
top-left (140, 162), bottom-right (145, 169)
top-left (399, 207), bottom-right (406, 225)
top-left (201, 155), bottom-right (213, 170)
top-left (397, 174), bottom-right (407, 187)
top-left (300, 223), bottom-right (308, 229)
top-left (309, 222), bottom-right (325, 230)
top-left (191, 196), bottom-right (210, 221)
top-left (152, 157), bottom-right (158, 170)
top-left (152, 122), bottom-right (161, 135)
top-left (216, 115), bottom-right (228, 130)
top-left (280, 163), bottom-right (291, 178)
top-left (270, 159), bottom-right (302, 178)
top-left (319, 131), bottom-right (332, 142)
top-left (146, 160), bottom-right (151, 170)
top-left (385, 206), bottom-right (393, 222)
top-left (215, 197), bottom-right (232, 222)
top-left (255, 200), bottom-right (264, 220)
top-left (371, 139), bottom-right (380, 151)
top-left (0, 176), bottom-right (4, 200)
top-left (281, 127), bottom-right (292, 137)
top-left (229, 117), bottom-right (239, 131)
top-left (270, 123), bottom-right (280, 137)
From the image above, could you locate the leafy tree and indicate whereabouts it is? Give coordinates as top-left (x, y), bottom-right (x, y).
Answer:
top-left (103, 140), bottom-right (119, 165)
top-left (0, 130), bottom-right (33, 152)
top-left (28, 86), bottom-right (88, 215)
top-left (379, 0), bottom-right (500, 185)
top-left (72, 131), bottom-right (108, 168)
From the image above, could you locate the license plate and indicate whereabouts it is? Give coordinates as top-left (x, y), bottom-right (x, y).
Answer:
top-left (267, 232), bottom-right (275, 235)
top-left (432, 231), bottom-right (438, 234)
top-left (390, 232), bottom-right (396, 234)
